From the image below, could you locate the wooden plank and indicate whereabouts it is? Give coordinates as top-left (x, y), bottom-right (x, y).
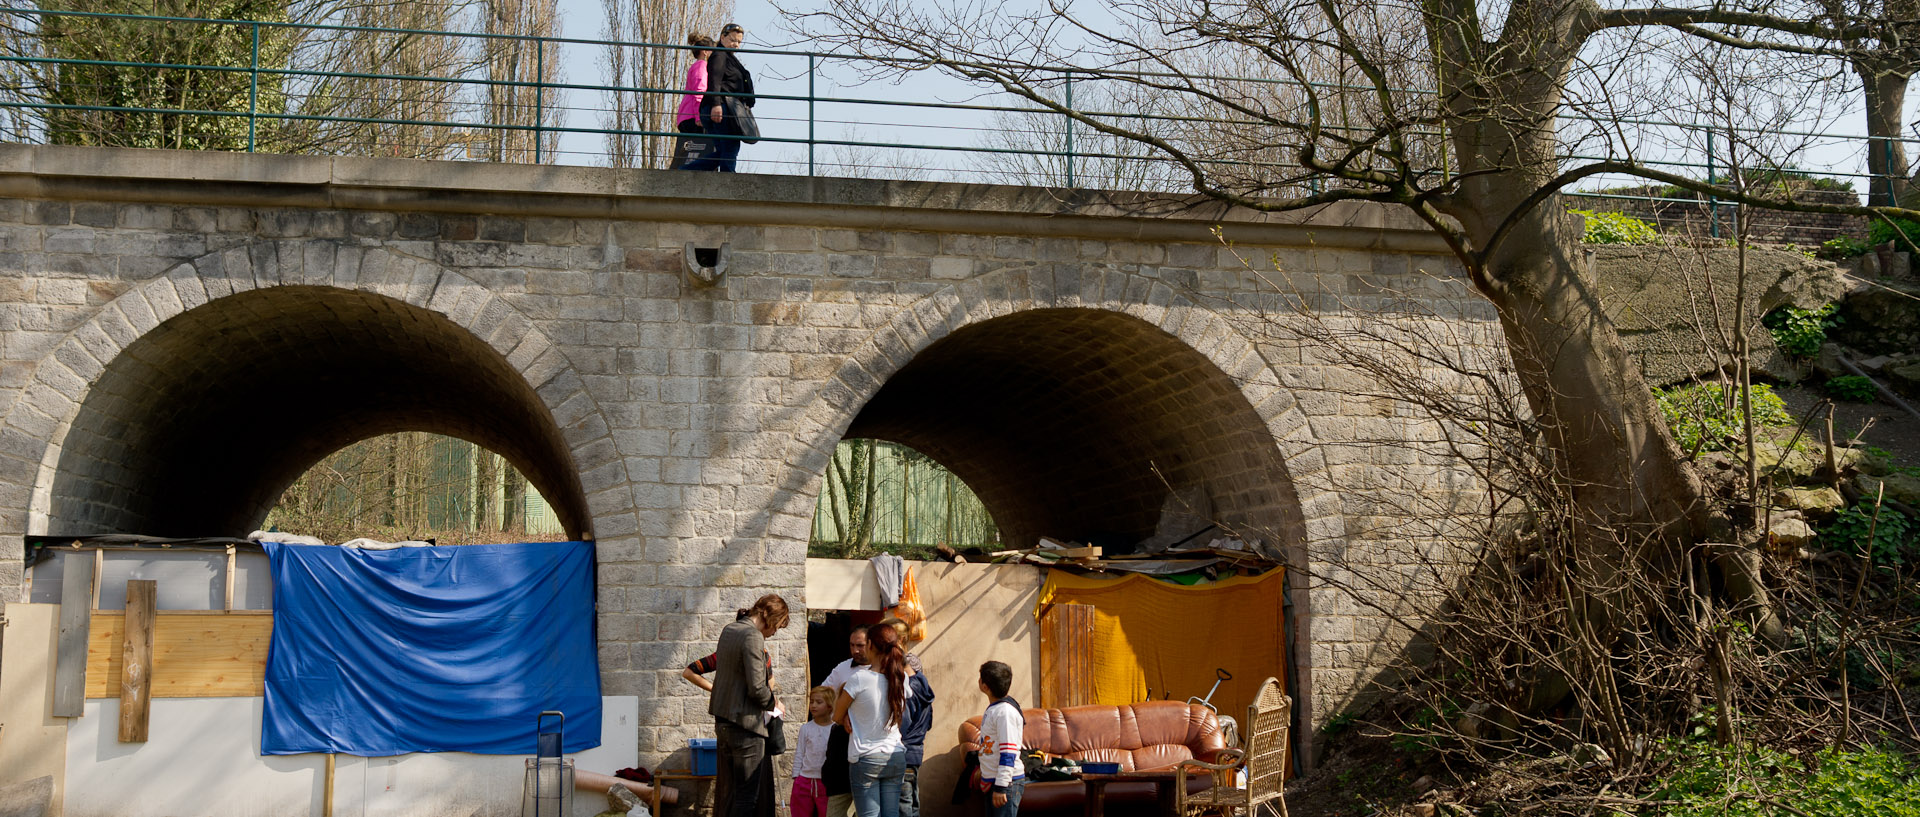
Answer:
top-left (119, 580), bottom-right (155, 742)
top-left (1039, 602), bottom-right (1095, 709)
top-left (91, 549), bottom-right (103, 608)
top-left (53, 553), bottom-right (94, 717)
top-left (224, 545), bottom-right (236, 611)
top-left (86, 612), bottom-right (272, 698)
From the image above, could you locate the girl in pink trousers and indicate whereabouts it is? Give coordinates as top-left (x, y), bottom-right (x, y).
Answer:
top-left (791, 687), bottom-right (837, 817)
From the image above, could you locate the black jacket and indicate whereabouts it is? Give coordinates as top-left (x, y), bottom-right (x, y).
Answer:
top-left (701, 49), bottom-right (755, 116)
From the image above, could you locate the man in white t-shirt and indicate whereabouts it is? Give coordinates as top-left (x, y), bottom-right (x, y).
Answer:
top-left (822, 627), bottom-right (869, 690)
top-left (819, 628), bottom-right (869, 817)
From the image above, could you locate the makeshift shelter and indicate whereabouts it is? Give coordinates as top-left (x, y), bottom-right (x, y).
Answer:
top-left (0, 537), bottom-right (629, 817)
top-left (1037, 566), bottom-right (1289, 727)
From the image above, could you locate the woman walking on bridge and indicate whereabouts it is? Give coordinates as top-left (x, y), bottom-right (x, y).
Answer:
top-left (685, 23), bottom-right (755, 172)
top-left (671, 34), bottom-right (715, 169)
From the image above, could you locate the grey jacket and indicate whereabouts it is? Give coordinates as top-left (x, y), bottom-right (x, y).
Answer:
top-left (708, 618), bottom-right (775, 736)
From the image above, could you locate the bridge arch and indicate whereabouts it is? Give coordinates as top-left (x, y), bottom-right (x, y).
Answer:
top-left (0, 253), bottom-right (620, 541)
top-left (775, 265), bottom-right (1341, 738)
top-left (784, 266), bottom-right (1343, 553)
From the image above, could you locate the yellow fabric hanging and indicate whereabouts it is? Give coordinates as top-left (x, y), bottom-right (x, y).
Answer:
top-left (1036, 568), bottom-right (1287, 723)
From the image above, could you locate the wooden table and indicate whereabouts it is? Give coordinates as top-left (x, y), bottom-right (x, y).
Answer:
top-left (648, 768), bottom-right (712, 816)
top-left (1079, 768), bottom-right (1183, 817)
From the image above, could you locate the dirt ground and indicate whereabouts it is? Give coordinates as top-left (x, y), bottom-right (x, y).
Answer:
top-left (1774, 382), bottom-right (1920, 468)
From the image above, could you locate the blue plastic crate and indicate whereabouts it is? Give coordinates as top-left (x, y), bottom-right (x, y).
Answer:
top-left (689, 737), bottom-right (718, 776)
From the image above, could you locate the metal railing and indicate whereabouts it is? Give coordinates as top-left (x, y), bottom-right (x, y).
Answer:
top-left (0, 6), bottom-right (1912, 229)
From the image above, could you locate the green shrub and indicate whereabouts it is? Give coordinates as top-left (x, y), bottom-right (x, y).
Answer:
top-left (1820, 504), bottom-right (1915, 565)
top-left (1762, 303), bottom-right (1841, 357)
top-left (1570, 209), bottom-right (1661, 244)
top-left (1655, 383), bottom-right (1793, 453)
top-left (1826, 374), bottom-right (1879, 402)
top-left (1869, 216), bottom-right (1920, 254)
top-left (1654, 743), bottom-right (1920, 817)
top-left (1819, 235), bottom-right (1873, 259)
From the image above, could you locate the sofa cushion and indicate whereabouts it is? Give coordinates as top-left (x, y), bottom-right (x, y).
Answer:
top-left (960, 700), bottom-right (1228, 764)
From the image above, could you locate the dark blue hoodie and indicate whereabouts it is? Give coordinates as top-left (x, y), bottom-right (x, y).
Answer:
top-left (901, 665), bottom-right (936, 766)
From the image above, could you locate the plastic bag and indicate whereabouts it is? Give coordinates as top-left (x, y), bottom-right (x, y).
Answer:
top-left (890, 566), bottom-right (928, 642)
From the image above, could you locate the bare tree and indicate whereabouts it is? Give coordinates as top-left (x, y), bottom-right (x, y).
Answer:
top-left (812, 439), bottom-right (999, 555)
top-left (794, 0), bottom-right (1920, 580)
top-left (600, 0), bottom-right (734, 168)
top-left (268, 431), bottom-right (561, 543)
top-left (474, 0), bottom-right (560, 163)
top-left (280, 0), bottom-right (483, 158)
top-left (1693, 0), bottom-right (1920, 206)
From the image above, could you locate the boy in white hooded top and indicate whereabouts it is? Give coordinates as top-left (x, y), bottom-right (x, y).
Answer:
top-left (975, 661), bottom-right (1025, 816)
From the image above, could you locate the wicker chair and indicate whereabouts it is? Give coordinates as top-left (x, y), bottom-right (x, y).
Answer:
top-left (1173, 677), bottom-right (1290, 817)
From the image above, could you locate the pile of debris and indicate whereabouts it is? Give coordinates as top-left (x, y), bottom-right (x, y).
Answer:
top-left (973, 488), bottom-right (1285, 578)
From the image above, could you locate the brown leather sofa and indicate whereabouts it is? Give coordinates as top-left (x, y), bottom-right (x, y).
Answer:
top-left (959, 701), bottom-right (1230, 815)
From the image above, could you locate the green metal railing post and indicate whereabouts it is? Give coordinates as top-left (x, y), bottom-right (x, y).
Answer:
top-left (1884, 136), bottom-right (1896, 205)
top-left (808, 55), bottom-right (816, 177)
top-left (248, 22), bottom-right (259, 152)
top-left (1064, 72), bottom-right (1075, 188)
top-left (1706, 129), bottom-right (1718, 239)
top-left (533, 38), bottom-right (545, 163)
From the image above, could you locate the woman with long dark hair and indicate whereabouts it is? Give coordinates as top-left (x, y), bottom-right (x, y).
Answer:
top-left (833, 622), bottom-right (910, 817)
top-left (683, 22), bottom-right (753, 172)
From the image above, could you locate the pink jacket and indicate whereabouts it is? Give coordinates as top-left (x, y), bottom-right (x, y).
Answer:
top-left (677, 59), bottom-right (709, 124)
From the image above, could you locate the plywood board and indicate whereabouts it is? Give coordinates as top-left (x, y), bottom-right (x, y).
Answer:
top-left (906, 562), bottom-right (1045, 817)
top-left (1040, 602), bottom-right (1095, 709)
top-left (118, 581), bottom-right (155, 742)
top-left (53, 554), bottom-right (93, 717)
top-left (85, 612), bottom-right (270, 698)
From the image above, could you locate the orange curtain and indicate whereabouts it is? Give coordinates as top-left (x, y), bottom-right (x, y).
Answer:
top-left (1036, 568), bottom-right (1287, 724)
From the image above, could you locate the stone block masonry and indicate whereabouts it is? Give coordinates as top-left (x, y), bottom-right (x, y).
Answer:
top-left (0, 144), bottom-right (1510, 769)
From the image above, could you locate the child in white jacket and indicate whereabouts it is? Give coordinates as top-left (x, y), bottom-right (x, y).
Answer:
top-left (976, 661), bottom-right (1025, 816)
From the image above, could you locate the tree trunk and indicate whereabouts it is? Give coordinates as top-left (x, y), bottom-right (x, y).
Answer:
top-left (1438, 39), bottom-right (1714, 573)
top-left (1857, 59), bottom-right (1913, 207)
top-left (474, 444), bottom-right (496, 532)
top-left (1479, 215), bottom-right (1710, 540)
top-left (860, 441), bottom-right (877, 550)
top-left (502, 467), bottom-right (526, 532)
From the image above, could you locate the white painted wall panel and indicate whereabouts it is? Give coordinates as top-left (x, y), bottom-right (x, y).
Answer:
top-left (0, 604), bottom-right (68, 816)
top-left (65, 697), bottom-right (639, 817)
top-left (66, 698), bottom-right (325, 817)
top-left (804, 557), bottom-right (882, 611)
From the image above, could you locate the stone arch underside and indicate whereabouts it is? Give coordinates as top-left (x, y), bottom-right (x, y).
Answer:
top-left (845, 307), bottom-right (1306, 552)
top-left (46, 285), bottom-right (591, 538)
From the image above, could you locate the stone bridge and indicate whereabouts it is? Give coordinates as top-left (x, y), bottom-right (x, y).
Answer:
top-left (0, 144), bottom-right (1504, 764)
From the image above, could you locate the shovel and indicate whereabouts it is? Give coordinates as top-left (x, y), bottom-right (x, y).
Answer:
top-left (1187, 667), bottom-right (1232, 712)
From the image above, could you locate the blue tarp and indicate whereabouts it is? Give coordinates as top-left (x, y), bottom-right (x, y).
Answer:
top-left (260, 541), bottom-right (601, 756)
